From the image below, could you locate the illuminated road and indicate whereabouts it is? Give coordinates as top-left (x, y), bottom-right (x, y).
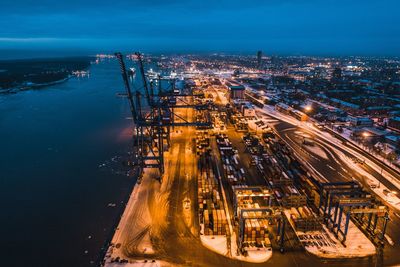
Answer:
top-left (257, 110), bottom-right (400, 266)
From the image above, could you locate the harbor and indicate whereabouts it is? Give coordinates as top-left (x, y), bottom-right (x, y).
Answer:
top-left (101, 53), bottom-right (395, 267)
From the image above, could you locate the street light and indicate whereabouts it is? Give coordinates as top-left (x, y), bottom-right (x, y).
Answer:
top-left (387, 190), bottom-right (398, 202)
top-left (361, 131), bottom-right (371, 151)
top-left (362, 132), bottom-right (370, 138)
top-left (305, 105), bottom-right (312, 112)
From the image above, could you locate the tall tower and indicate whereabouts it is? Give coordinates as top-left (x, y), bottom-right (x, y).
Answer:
top-left (257, 50), bottom-right (262, 68)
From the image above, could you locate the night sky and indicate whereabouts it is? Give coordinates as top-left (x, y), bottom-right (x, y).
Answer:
top-left (1, 0), bottom-right (399, 57)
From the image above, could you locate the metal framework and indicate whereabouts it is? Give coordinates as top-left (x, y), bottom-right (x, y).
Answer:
top-left (317, 181), bottom-right (389, 244)
top-left (232, 187), bottom-right (285, 252)
top-left (238, 207), bottom-right (285, 252)
top-left (232, 186), bottom-right (273, 219)
top-left (115, 52), bottom-right (211, 181)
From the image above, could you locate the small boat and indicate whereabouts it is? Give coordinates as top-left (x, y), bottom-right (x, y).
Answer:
top-left (128, 67), bottom-right (136, 75)
top-left (72, 70), bottom-right (90, 77)
top-left (146, 68), bottom-right (160, 79)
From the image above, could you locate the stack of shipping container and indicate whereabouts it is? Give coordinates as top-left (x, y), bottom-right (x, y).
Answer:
top-left (198, 168), bottom-right (228, 235)
top-left (196, 130), bottom-right (210, 156)
top-left (274, 185), bottom-right (307, 207)
top-left (216, 134), bottom-right (245, 186)
top-left (288, 206), bottom-right (321, 232)
top-left (241, 205), bottom-right (271, 247)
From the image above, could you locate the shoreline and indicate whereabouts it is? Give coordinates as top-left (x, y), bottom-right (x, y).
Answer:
top-left (96, 169), bottom-right (140, 267)
top-left (0, 76), bottom-right (72, 94)
top-left (0, 56), bottom-right (92, 94)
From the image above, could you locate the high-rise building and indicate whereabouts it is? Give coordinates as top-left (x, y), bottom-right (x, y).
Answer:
top-left (257, 50), bottom-right (262, 68)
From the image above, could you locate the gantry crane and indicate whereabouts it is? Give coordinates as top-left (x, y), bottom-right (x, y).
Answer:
top-left (115, 52), bottom-right (211, 181)
top-left (317, 181), bottom-right (389, 245)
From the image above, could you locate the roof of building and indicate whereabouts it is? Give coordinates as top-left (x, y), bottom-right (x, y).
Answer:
top-left (330, 98), bottom-right (360, 109)
top-left (362, 127), bottom-right (387, 136)
top-left (349, 116), bottom-right (372, 122)
top-left (366, 106), bottom-right (392, 111)
top-left (229, 85), bottom-right (245, 90)
top-left (385, 135), bottom-right (400, 142)
top-left (276, 102), bottom-right (291, 109)
top-left (390, 117), bottom-right (400, 122)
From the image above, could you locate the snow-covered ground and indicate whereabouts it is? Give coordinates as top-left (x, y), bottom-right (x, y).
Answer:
top-left (330, 124), bottom-right (400, 174)
top-left (304, 144), bottom-right (329, 160)
top-left (104, 168), bottom-right (157, 266)
top-left (104, 144), bottom-right (183, 267)
top-left (104, 260), bottom-right (178, 267)
top-left (200, 231), bottom-right (273, 263)
top-left (200, 234), bottom-right (229, 256)
top-left (229, 232), bottom-right (273, 263)
top-left (105, 261), bottom-right (159, 267)
top-left (284, 210), bottom-right (376, 258)
top-left (104, 127), bottom-right (199, 266)
top-left (339, 152), bottom-right (400, 209)
top-left (315, 131), bottom-right (400, 211)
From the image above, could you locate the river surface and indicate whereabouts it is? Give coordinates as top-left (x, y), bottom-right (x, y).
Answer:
top-left (0, 59), bottom-right (138, 267)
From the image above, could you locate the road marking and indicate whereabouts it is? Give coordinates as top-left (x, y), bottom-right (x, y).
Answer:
top-left (385, 234), bottom-right (395, 246)
top-left (327, 164), bottom-right (336, 171)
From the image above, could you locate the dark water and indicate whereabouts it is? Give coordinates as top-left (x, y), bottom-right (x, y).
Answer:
top-left (0, 60), bottom-right (137, 267)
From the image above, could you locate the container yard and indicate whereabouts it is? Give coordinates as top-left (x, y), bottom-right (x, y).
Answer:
top-left (214, 129), bottom-right (284, 254)
top-left (197, 130), bottom-right (229, 236)
top-left (198, 169), bottom-right (228, 236)
top-left (240, 211), bottom-right (273, 251)
top-left (216, 133), bottom-right (245, 185)
top-left (102, 50), bottom-right (400, 267)
top-left (196, 130), bottom-right (211, 156)
top-left (224, 107), bottom-right (385, 257)
top-left (286, 206), bottom-right (321, 232)
top-left (232, 186), bottom-right (279, 253)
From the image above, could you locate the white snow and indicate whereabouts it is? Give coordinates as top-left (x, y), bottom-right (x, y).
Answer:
top-left (104, 169), bottom-right (157, 266)
top-left (284, 209), bottom-right (376, 258)
top-left (230, 231), bottom-right (273, 263)
top-left (105, 262), bottom-right (159, 267)
top-left (200, 232), bottom-right (272, 263)
top-left (104, 260), bottom-right (176, 267)
top-left (200, 235), bottom-right (229, 256)
top-left (303, 144), bottom-right (329, 160)
top-left (245, 250), bottom-right (273, 262)
top-left (339, 152), bottom-right (400, 210)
